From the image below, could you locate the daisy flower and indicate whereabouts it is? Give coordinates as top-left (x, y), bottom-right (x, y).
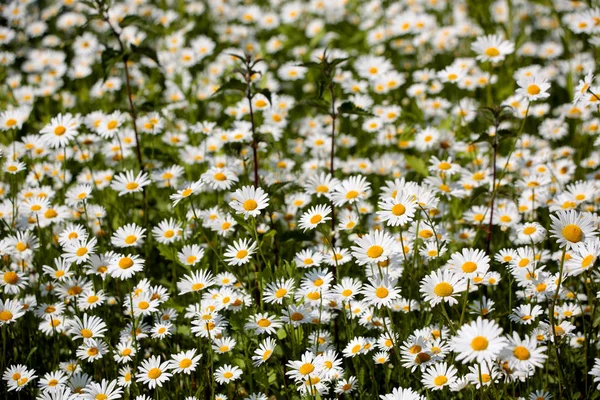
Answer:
top-left (129, 294), bottom-right (159, 317)
top-left (509, 304), bottom-right (544, 325)
top-left (252, 338), bottom-right (277, 366)
top-left (2, 364), bottom-right (37, 392)
top-left (361, 274), bottom-right (400, 308)
top-left (330, 175), bottom-right (371, 207)
top-left (170, 179), bottom-right (203, 206)
top-left (213, 337), bottom-right (237, 354)
top-left (152, 218), bottom-right (182, 244)
top-left (447, 248), bottom-right (490, 279)
top-left (421, 362), bottom-right (458, 391)
top-left (177, 244), bottom-right (205, 267)
top-left (201, 167), bottom-right (239, 190)
top-left (516, 222), bottom-right (547, 244)
top-left (111, 170), bottom-right (151, 196)
top-left (4, 160), bottom-right (26, 175)
top-left (380, 387), bottom-right (424, 400)
top-left (286, 351), bottom-right (325, 382)
top-left (263, 278), bottom-right (295, 304)
top-left (550, 210), bottom-right (597, 249)
top-left (573, 70), bottom-right (593, 105)
top-left (214, 364), bottom-right (242, 384)
top-left (450, 317), bottom-right (508, 364)
top-left (0, 270), bottom-right (28, 295)
top-left (377, 190), bottom-right (417, 227)
top-left (169, 349), bottom-right (202, 374)
top-left (471, 34), bottom-right (515, 63)
top-left (67, 314), bottom-right (107, 340)
top-left (0, 107), bottom-right (29, 131)
top-left (229, 185), bottom-right (270, 219)
top-left (82, 379), bottom-right (123, 400)
top-left (420, 269), bottom-right (468, 306)
top-left (111, 223), bottom-right (146, 248)
top-left (224, 238), bottom-right (257, 266)
top-left (350, 229), bottom-right (397, 265)
top-left (303, 172), bottom-right (340, 199)
top-left (294, 249), bottom-right (323, 268)
top-left (244, 313), bottom-right (283, 335)
top-left (39, 113), bottom-right (79, 149)
top-left (62, 237), bottom-right (97, 265)
top-left (565, 239), bottom-right (600, 276)
top-left (38, 370), bottom-right (68, 393)
top-left (0, 299), bottom-right (25, 326)
top-left (108, 254), bottom-right (145, 280)
top-left (76, 339), bottom-right (108, 362)
top-left (298, 204), bottom-right (331, 231)
top-left (177, 269), bottom-right (216, 294)
top-left (500, 332), bottom-right (548, 371)
top-left (516, 76), bottom-right (551, 101)
top-left (136, 355), bottom-right (173, 389)
top-left (113, 340), bottom-right (136, 364)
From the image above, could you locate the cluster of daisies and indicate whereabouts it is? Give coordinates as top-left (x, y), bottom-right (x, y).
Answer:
top-left (2, 0), bottom-right (600, 399)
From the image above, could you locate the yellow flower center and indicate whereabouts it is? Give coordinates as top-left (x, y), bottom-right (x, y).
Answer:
top-left (257, 318), bottom-right (271, 327)
top-left (124, 235), bottom-right (137, 244)
top-left (125, 182), bottom-right (139, 190)
top-left (214, 172), bottom-right (227, 181)
top-left (138, 301), bottom-right (150, 310)
top-left (0, 310), bottom-right (13, 321)
top-left (484, 47), bottom-right (500, 57)
top-left (562, 224), bottom-right (583, 243)
top-left (54, 126), bottom-right (66, 136)
top-left (236, 250), bottom-right (248, 259)
top-left (243, 199), bottom-right (258, 211)
top-left (433, 282), bottom-right (453, 297)
top-left (346, 190), bottom-right (359, 200)
top-left (367, 245), bottom-right (384, 258)
top-left (471, 336), bottom-right (489, 351)
top-left (179, 358), bottom-right (192, 368)
top-left (310, 214), bottom-right (322, 224)
top-left (433, 375), bottom-right (448, 386)
top-left (118, 257), bottom-right (133, 269)
top-left (513, 346), bottom-right (530, 360)
top-left (147, 368), bottom-right (162, 379)
top-left (582, 254), bottom-right (594, 268)
top-left (3, 271), bottom-right (18, 284)
top-left (527, 85), bottom-right (541, 95)
top-left (391, 204), bottom-right (406, 216)
top-left (375, 287), bottom-right (389, 298)
top-left (81, 329), bottom-right (93, 338)
top-left (462, 261), bottom-right (477, 273)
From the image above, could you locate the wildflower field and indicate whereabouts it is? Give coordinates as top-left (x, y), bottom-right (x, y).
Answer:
top-left (3, 0), bottom-right (600, 399)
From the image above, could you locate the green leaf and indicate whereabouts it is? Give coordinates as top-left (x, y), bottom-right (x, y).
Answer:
top-left (212, 79), bottom-right (247, 96)
top-left (131, 44), bottom-right (159, 65)
top-left (405, 155), bottom-right (429, 177)
top-left (472, 132), bottom-right (493, 144)
top-left (119, 15), bottom-right (145, 28)
top-left (337, 101), bottom-right (373, 117)
top-left (25, 346), bottom-right (37, 363)
top-left (101, 48), bottom-right (123, 82)
top-left (276, 328), bottom-right (287, 340)
top-left (329, 57), bottom-right (349, 67)
top-left (300, 99), bottom-right (330, 113)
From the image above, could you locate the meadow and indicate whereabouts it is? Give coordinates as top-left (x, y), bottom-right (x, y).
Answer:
top-left (1, 0), bottom-right (600, 399)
